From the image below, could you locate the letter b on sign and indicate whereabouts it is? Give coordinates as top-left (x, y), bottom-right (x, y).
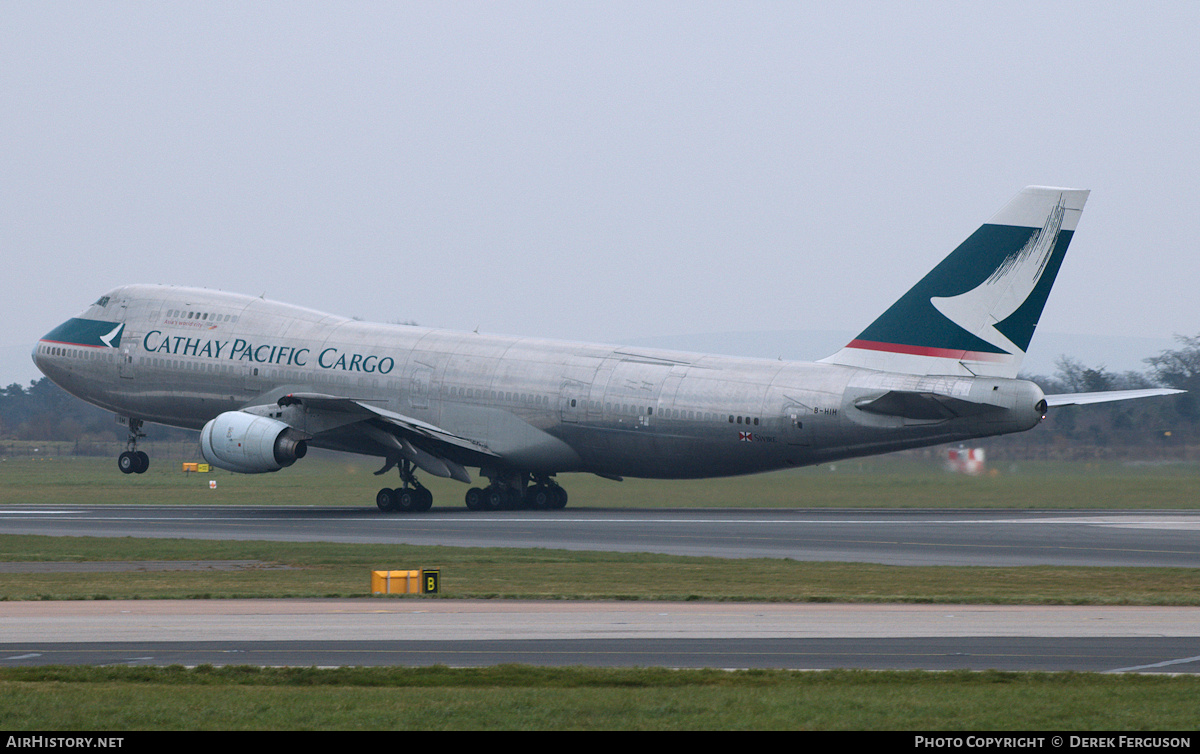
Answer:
top-left (422, 569), bottom-right (440, 594)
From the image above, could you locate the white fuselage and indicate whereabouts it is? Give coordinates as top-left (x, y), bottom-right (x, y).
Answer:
top-left (34, 284), bottom-right (1046, 480)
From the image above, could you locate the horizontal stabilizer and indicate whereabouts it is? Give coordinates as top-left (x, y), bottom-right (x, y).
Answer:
top-left (1044, 388), bottom-right (1185, 407)
top-left (854, 390), bottom-right (1005, 421)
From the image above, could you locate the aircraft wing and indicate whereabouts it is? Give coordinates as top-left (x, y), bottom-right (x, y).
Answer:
top-left (276, 392), bottom-right (498, 483)
top-left (1043, 388), bottom-right (1185, 407)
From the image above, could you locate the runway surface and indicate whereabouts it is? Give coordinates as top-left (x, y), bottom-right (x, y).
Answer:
top-left (3, 505), bottom-right (1199, 671)
top-left (2, 599), bottom-right (1199, 672)
top-left (2, 505), bottom-right (1200, 567)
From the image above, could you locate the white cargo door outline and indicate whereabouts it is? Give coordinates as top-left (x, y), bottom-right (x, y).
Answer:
top-left (409, 365), bottom-right (433, 410)
top-left (118, 342), bottom-right (137, 379)
top-left (605, 360), bottom-right (671, 417)
top-left (656, 366), bottom-right (688, 417)
top-left (782, 401), bottom-right (812, 446)
top-left (560, 380), bottom-right (587, 423)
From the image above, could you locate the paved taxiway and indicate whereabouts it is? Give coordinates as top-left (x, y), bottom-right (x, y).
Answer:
top-left (2, 505), bottom-right (1200, 567)
top-left (2, 599), bottom-right (1199, 672)
top-left (3, 506), bottom-right (1198, 671)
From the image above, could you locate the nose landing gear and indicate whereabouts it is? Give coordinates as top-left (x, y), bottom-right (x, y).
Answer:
top-left (117, 418), bottom-right (149, 474)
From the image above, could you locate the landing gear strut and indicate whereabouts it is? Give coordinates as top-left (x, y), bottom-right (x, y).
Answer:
top-left (117, 418), bottom-right (149, 474)
top-left (375, 458), bottom-right (433, 513)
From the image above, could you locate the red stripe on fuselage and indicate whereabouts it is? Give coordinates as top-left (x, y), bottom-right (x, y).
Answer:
top-left (38, 339), bottom-right (107, 348)
top-left (844, 339), bottom-right (1009, 363)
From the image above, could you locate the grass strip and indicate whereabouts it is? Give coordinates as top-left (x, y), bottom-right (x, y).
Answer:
top-left (2, 533), bottom-right (1199, 604)
top-left (3, 455), bottom-right (1199, 509)
top-left (2, 666), bottom-right (1199, 730)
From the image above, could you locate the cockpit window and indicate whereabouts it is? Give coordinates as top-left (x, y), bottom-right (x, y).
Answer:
top-left (93, 296), bottom-right (111, 307)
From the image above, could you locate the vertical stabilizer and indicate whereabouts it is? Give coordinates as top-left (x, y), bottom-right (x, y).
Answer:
top-left (820, 186), bottom-right (1089, 378)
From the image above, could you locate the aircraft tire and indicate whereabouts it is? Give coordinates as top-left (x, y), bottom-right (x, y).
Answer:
top-left (415, 487), bottom-right (434, 512)
top-left (376, 487), bottom-right (399, 513)
top-left (397, 489), bottom-right (417, 513)
top-left (118, 452), bottom-right (137, 475)
top-left (135, 451), bottom-right (149, 474)
top-left (550, 486), bottom-right (568, 509)
top-left (464, 487), bottom-right (484, 511)
top-left (529, 485), bottom-right (553, 509)
top-left (483, 486), bottom-right (506, 511)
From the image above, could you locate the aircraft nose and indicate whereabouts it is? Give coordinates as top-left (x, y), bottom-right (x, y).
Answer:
top-left (32, 320), bottom-right (71, 376)
top-left (31, 336), bottom-right (53, 377)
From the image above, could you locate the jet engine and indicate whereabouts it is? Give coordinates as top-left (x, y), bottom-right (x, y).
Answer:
top-left (200, 411), bottom-right (308, 474)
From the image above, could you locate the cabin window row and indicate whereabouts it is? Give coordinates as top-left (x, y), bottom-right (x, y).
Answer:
top-left (442, 386), bottom-right (759, 425)
top-left (166, 309), bottom-right (238, 323)
top-left (41, 344), bottom-right (96, 360)
top-left (150, 357), bottom-right (233, 374)
top-left (595, 400), bottom-right (760, 425)
top-left (446, 385), bottom-right (550, 406)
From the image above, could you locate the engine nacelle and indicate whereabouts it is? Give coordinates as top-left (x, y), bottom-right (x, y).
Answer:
top-left (199, 411), bottom-right (308, 474)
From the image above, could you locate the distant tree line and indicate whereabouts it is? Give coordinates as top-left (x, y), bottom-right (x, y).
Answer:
top-left (990, 334), bottom-right (1199, 459)
top-left (0, 379), bottom-right (196, 447)
top-left (3, 334), bottom-right (1198, 458)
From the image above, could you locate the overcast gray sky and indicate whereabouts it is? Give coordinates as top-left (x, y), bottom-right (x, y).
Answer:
top-left (3, 2), bottom-right (1198, 385)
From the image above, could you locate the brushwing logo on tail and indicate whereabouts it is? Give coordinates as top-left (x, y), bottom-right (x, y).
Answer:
top-left (929, 195), bottom-right (1068, 362)
top-left (821, 186), bottom-right (1088, 379)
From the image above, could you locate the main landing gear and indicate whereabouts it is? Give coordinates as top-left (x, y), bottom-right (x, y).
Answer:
top-left (117, 418), bottom-right (149, 475)
top-left (375, 459), bottom-right (434, 513)
top-left (463, 473), bottom-right (568, 511)
top-left (373, 464), bottom-right (570, 514)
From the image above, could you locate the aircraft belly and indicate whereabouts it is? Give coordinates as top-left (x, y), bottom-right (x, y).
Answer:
top-left (560, 421), bottom-right (799, 479)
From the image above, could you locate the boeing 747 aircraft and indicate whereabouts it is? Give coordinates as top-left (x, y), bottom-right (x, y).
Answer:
top-left (33, 187), bottom-right (1181, 512)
